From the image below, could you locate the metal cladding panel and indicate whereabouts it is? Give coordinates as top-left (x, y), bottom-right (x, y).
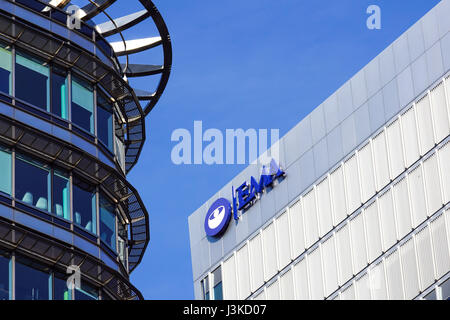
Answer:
top-left (340, 284), bottom-right (356, 300)
top-left (343, 155), bottom-right (361, 214)
top-left (400, 238), bottom-right (420, 300)
top-left (236, 244), bottom-right (251, 300)
top-left (266, 279), bottom-right (280, 300)
top-left (415, 226), bottom-right (435, 291)
top-left (307, 247), bottom-right (324, 300)
top-left (370, 261), bottom-right (388, 300)
top-left (293, 258), bottom-right (309, 300)
top-left (430, 214), bottom-right (450, 279)
top-left (223, 254), bottom-right (238, 300)
top-left (276, 211), bottom-right (291, 269)
top-left (378, 189), bottom-right (398, 251)
top-left (330, 166), bottom-right (347, 225)
top-left (249, 233), bottom-right (264, 292)
top-left (385, 250), bottom-right (404, 300)
top-left (423, 154), bottom-right (443, 215)
top-left (262, 222), bottom-right (278, 281)
top-left (364, 201), bottom-right (383, 262)
top-left (316, 177), bottom-right (333, 237)
top-left (408, 165), bottom-right (428, 228)
top-left (386, 119), bottom-right (405, 179)
top-left (303, 189), bottom-right (319, 248)
top-left (401, 107), bottom-right (421, 168)
top-left (336, 224), bottom-right (353, 285)
top-left (358, 143), bottom-right (376, 203)
top-left (355, 273), bottom-right (371, 300)
top-left (439, 142), bottom-right (450, 203)
top-left (416, 96), bottom-right (435, 156)
top-left (322, 236), bottom-right (339, 297)
top-left (288, 200), bottom-right (305, 259)
top-left (280, 269), bottom-right (295, 300)
top-left (350, 213), bottom-right (368, 273)
top-left (372, 131), bottom-right (390, 191)
top-left (430, 82), bottom-right (450, 142)
top-left (393, 177), bottom-right (413, 239)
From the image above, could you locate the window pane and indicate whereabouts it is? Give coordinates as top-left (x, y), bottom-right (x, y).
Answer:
top-left (74, 282), bottom-right (98, 300)
top-left (51, 68), bottom-right (68, 119)
top-left (73, 180), bottom-right (96, 234)
top-left (15, 156), bottom-right (50, 211)
top-left (54, 274), bottom-right (71, 300)
top-left (97, 92), bottom-right (113, 150)
top-left (213, 282), bottom-right (223, 300)
top-left (72, 77), bottom-right (94, 133)
top-left (0, 146), bottom-right (11, 195)
top-left (15, 261), bottom-right (50, 300)
top-left (53, 172), bottom-right (70, 220)
top-left (15, 52), bottom-right (49, 111)
top-left (0, 43), bottom-right (12, 95)
top-left (100, 194), bottom-right (116, 250)
top-left (0, 255), bottom-right (10, 300)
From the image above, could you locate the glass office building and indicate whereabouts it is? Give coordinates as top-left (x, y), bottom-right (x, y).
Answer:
top-left (0, 0), bottom-right (171, 300)
top-left (189, 0), bottom-right (450, 300)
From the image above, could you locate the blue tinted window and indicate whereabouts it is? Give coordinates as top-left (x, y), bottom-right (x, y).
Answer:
top-left (15, 156), bottom-right (50, 211)
top-left (0, 255), bottom-right (9, 300)
top-left (72, 77), bottom-right (94, 133)
top-left (97, 92), bottom-right (114, 151)
top-left (51, 67), bottom-right (68, 119)
top-left (75, 282), bottom-right (98, 300)
top-left (73, 180), bottom-right (96, 234)
top-left (100, 194), bottom-right (116, 250)
top-left (0, 43), bottom-right (11, 95)
top-left (15, 261), bottom-right (50, 300)
top-left (15, 52), bottom-right (49, 111)
top-left (53, 171), bottom-right (70, 220)
top-left (213, 282), bottom-right (223, 300)
top-left (54, 274), bottom-right (71, 300)
top-left (0, 146), bottom-right (11, 195)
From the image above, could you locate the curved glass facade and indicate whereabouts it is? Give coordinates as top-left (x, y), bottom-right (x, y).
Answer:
top-left (0, 0), bottom-right (172, 300)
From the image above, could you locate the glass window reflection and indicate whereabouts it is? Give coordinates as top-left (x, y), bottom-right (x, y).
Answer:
top-left (0, 254), bottom-right (9, 300)
top-left (0, 43), bottom-right (12, 95)
top-left (53, 171), bottom-right (70, 220)
top-left (97, 92), bottom-right (114, 151)
top-left (100, 194), bottom-right (116, 250)
top-left (15, 260), bottom-right (50, 300)
top-left (72, 77), bottom-right (94, 133)
top-left (73, 180), bottom-right (96, 234)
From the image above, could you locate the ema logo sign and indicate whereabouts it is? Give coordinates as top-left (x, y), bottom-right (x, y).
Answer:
top-left (204, 159), bottom-right (285, 238)
top-left (204, 198), bottom-right (232, 237)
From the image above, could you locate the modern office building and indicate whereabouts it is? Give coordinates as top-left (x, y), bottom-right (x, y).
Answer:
top-left (189, 0), bottom-right (450, 300)
top-left (0, 0), bottom-right (171, 299)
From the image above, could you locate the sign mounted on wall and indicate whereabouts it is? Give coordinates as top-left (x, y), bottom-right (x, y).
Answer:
top-left (204, 159), bottom-right (286, 238)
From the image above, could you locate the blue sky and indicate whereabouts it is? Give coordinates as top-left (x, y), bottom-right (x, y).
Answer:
top-left (92, 0), bottom-right (441, 299)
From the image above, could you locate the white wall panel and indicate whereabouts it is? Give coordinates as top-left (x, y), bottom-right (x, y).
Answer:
top-left (316, 178), bottom-right (333, 237)
top-left (430, 214), bottom-right (450, 279)
top-left (344, 155), bottom-right (362, 213)
top-left (340, 283), bottom-right (355, 300)
top-left (307, 247), bottom-right (324, 300)
top-left (372, 131), bottom-right (390, 191)
top-left (415, 226), bottom-right (435, 290)
top-left (369, 261), bottom-right (388, 300)
top-left (364, 202), bottom-right (383, 262)
top-left (408, 166), bottom-right (427, 228)
top-left (430, 82), bottom-right (450, 142)
top-left (293, 258), bottom-right (309, 300)
top-left (266, 279), bottom-right (280, 300)
top-left (288, 200), bottom-right (305, 259)
top-left (423, 154), bottom-right (443, 215)
top-left (378, 189), bottom-right (398, 250)
top-left (386, 119), bottom-right (406, 179)
top-left (415, 95), bottom-right (435, 155)
top-left (236, 244), bottom-right (251, 299)
top-left (358, 143), bottom-right (376, 203)
top-left (393, 177), bottom-right (413, 239)
top-left (385, 250), bottom-right (404, 300)
top-left (350, 213), bottom-right (368, 273)
top-left (303, 189), bottom-right (319, 248)
top-left (438, 142), bottom-right (450, 204)
top-left (249, 234), bottom-right (264, 292)
top-left (321, 236), bottom-right (339, 297)
top-left (262, 223), bottom-right (278, 281)
top-left (355, 273), bottom-right (371, 300)
top-left (399, 238), bottom-right (420, 300)
top-left (275, 211), bottom-right (291, 269)
top-left (336, 224), bottom-right (353, 285)
top-left (280, 269), bottom-right (295, 300)
top-left (223, 255), bottom-right (237, 300)
top-left (330, 166), bottom-right (347, 225)
top-left (400, 107), bottom-right (420, 168)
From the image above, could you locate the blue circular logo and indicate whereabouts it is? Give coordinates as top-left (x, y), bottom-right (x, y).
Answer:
top-left (204, 198), bottom-right (232, 237)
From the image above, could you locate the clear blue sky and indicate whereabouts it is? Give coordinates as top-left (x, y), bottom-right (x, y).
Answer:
top-left (94, 0), bottom-right (441, 299)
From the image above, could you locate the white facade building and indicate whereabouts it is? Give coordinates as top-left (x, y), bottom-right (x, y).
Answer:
top-left (188, 0), bottom-right (450, 300)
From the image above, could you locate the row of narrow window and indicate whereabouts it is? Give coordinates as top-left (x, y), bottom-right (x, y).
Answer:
top-left (0, 42), bottom-right (114, 151)
top-left (0, 145), bottom-right (123, 256)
